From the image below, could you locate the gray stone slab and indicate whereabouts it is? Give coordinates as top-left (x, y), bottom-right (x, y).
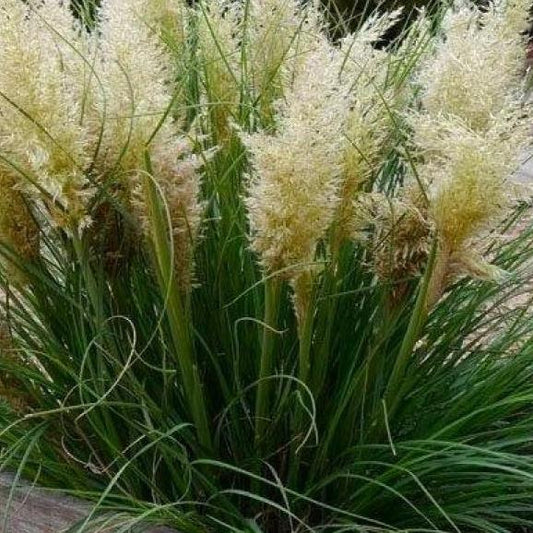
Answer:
top-left (0, 474), bottom-right (177, 533)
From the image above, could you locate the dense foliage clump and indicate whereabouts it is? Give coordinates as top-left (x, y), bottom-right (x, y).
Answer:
top-left (0, 0), bottom-right (532, 531)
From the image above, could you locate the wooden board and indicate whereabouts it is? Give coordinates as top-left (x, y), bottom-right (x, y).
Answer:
top-left (0, 474), bottom-right (177, 533)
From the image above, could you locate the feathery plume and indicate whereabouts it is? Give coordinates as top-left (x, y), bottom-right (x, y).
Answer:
top-left (423, 117), bottom-right (525, 306)
top-left (95, 0), bottom-right (175, 173)
top-left (244, 40), bottom-right (349, 321)
top-left (95, 0), bottom-right (202, 290)
top-left (408, 0), bottom-right (531, 307)
top-left (415, 0), bottom-right (529, 132)
top-left (0, 0), bottom-right (92, 228)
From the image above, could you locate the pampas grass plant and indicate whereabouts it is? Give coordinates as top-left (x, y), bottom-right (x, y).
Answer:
top-left (0, 0), bottom-right (533, 531)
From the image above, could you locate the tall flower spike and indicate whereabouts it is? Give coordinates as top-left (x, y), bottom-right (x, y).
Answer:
top-left (415, 0), bottom-right (529, 132)
top-left (95, 0), bottom-right (202, 290)
top-left (424, 117), bottom-right (525, 304)
top-left (95, 0), bottom-right (175, 173)
top-left (408, 0), bottom-right (531, 308)
top-left (244, 38), bottom-right (349, 319)
top-left (0, 0), bottom-right (93, 228)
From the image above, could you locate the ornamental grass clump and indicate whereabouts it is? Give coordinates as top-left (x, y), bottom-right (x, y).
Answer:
top-left (2, 1), bottom-right (533, 532)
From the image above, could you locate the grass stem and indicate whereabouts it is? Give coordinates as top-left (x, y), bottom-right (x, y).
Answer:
top-left (143, 152), bottom-right (212, 453)
top-left (254, 276), bottom-right (282, 452)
